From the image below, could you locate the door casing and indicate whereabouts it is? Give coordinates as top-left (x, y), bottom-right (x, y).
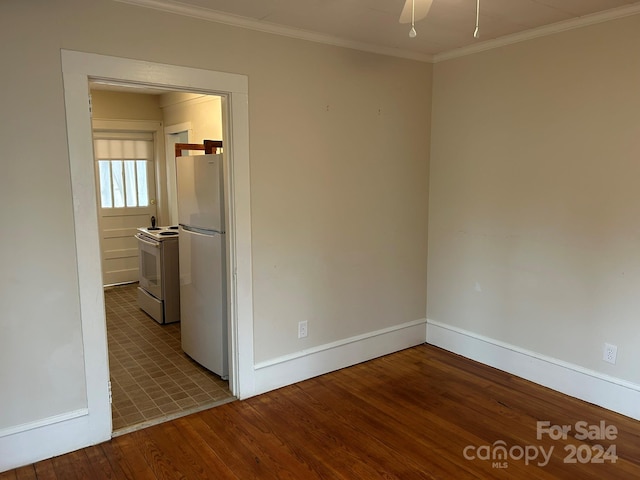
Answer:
top-left (61, 50), bottom-right (255, 444)
top-left (164, 123), bottom-right (192, 226)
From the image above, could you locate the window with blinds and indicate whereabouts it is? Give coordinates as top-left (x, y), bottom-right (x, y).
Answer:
top-left (93, 133), bottom-right (153, 209)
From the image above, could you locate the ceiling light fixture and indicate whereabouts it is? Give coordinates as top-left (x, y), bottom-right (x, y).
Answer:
top-left (474, 0), bottom-right (481, 38)
top-left (399, 0), bottom-right (432, 38)
top-left (399, 0), bottom-right (481, 39)
top-left (409, 0), bottom-right (417, 38)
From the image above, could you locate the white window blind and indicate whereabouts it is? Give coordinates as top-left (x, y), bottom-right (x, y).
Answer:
top-left (93, 132), bottom-right (153, 209)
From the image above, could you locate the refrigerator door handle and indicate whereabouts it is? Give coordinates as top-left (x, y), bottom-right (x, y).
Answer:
top-left (179, 224), bottom-right (225, 235)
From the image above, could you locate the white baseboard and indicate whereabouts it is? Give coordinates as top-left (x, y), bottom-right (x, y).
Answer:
top-left (0, 319), bottom-right (426, 472)
top-left (0, 410), bottom-right (108, 473)
top-left (252, 318), bottom-right (428, 396)
top-left (427, 319), bottom-right (640, 421)
top-left (0, 409), bottom-right (88, 439)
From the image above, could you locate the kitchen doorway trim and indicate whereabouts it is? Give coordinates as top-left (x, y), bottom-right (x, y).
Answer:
top-left (61, 50), bottom-right (255, 444)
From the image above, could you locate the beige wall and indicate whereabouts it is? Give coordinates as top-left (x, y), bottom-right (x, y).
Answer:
top-left (91, 90), bottom-right (162, 120)
top-left (0, 0), bottom-right (430, 432)
top-left (429, 15), bottom-right (640, 383)
top-left (160, 92), bottom-right (223, 142)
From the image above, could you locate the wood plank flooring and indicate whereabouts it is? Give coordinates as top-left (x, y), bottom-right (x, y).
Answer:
top-left (3, 344), bottom-right (640, 479)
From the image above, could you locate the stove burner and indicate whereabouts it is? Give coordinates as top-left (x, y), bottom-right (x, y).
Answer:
top-left (159, 231), bottom-right (179, 236)
top-left (148, 227), bottom-right (161, 231)
top-left (169, 226), bottom-right (179, 230)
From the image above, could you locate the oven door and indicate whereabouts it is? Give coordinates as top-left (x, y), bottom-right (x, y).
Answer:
top-left (136, 233), bottom-right (162, 300)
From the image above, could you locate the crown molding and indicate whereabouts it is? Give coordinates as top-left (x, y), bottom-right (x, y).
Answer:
top-left (434, 3), bottom-right (640, 63)
top-left (113, 0), bottom-right (640, 65)
top-left (114, 0), bottom-right (433, 63)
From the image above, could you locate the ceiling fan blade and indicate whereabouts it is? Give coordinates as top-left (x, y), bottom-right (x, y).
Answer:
top-left (399, 0), bottom-right (434, 24)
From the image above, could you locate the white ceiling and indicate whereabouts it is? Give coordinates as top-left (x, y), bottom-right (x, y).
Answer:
top-left (121, 0), bottom-right (640, 60)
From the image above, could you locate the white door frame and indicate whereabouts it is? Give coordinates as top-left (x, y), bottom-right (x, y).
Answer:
top-left (61, 50), bottom-right (255, 443)
top-left (164, 122), bottom-right (193, 226)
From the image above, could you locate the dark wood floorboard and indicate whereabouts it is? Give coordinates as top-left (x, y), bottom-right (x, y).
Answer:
top-left (31, 460), bottom-right (56, 480)
top-left (12, 466), bottom-right (36, 480)
top-left (5, 344), bottom-right (640, 479)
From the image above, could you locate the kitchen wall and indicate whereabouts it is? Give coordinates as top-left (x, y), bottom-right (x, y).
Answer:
top-left (90, 89), bottom-right (163, 120)
top-left (0, 0), bottom-right (430, 467)
top-left (160, 92), bottom-right (222, 141)
top-left (429, 14), bottom-right (640, 387)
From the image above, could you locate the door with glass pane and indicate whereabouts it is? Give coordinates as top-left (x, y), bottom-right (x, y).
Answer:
top-left (93, 132), bottom-right (157, 285)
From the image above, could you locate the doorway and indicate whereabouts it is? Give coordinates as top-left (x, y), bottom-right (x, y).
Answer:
top-left (61, 50), bottom-right (255, 443)
top-left (89, 89), bottom-right (235, 433)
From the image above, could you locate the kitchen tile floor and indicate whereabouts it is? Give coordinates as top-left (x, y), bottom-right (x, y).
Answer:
top-left (105, 283), bottom-right (234, 434)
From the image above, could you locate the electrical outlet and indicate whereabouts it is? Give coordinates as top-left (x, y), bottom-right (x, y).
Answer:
top-left (298, 321), bottom-right (308, 339)
top-left (603, 343), bottom-right (618, 364)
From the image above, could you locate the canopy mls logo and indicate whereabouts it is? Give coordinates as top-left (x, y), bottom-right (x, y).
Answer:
top-left (463, 420), bottom-right (618, 469)
top-left (463, 441), bottom-right (553, 468)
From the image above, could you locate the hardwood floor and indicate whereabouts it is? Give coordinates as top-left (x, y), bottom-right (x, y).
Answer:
top-left (3, 344), bottom-right (640, 479)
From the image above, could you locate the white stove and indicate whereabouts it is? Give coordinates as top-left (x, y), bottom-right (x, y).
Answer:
top-left (135, 225), bottom-right (180, 324)
top-left (136, 225), bottom-right (180, 241)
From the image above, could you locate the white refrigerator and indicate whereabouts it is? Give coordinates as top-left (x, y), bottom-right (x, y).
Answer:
top-left (176, 153), bottom-right (228, 379)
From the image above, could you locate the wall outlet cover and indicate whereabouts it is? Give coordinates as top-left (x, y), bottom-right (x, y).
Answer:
top-left (603, 343), bottom-right (617, 364)
top-left (298, 321), bottom-right (308, 339)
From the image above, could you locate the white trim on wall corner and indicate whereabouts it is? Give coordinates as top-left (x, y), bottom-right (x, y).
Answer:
top-left (426, 319), bottom-right (640, 421)
top-left (253, 318), bottom-right (428, 396)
